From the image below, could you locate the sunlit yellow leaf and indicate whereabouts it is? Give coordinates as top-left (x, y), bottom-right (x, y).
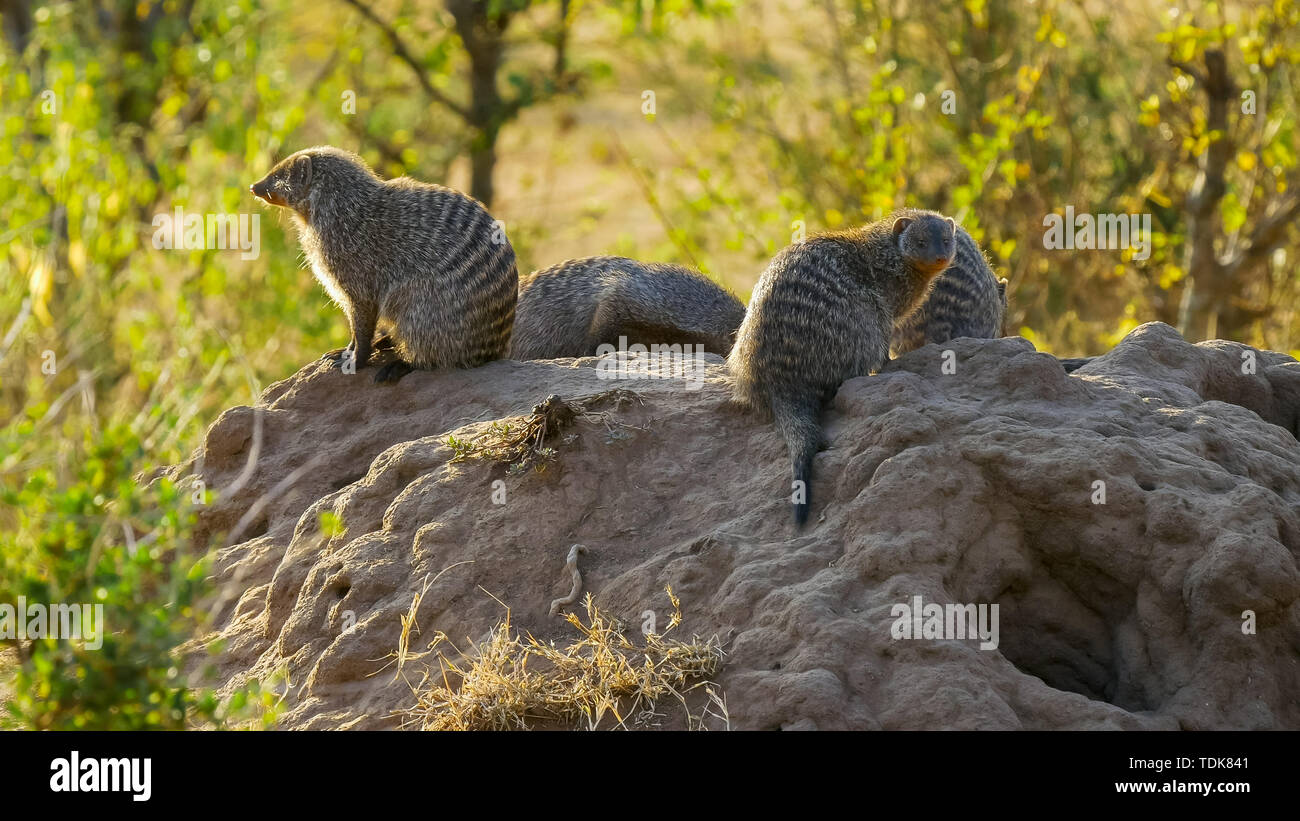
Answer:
top-left (29, 256), bottom-right (54, 326)
top-left (67, 240), bottom-right (86, 278)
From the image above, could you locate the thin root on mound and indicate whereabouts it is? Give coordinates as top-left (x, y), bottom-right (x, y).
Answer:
top-left (446, 390), bottom-right (647, 475)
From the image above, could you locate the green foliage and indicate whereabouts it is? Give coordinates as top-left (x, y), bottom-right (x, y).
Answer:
top-left (2, 423), bottom-right (225, 729)
top-left (0, 0), bottom-right (320, 729)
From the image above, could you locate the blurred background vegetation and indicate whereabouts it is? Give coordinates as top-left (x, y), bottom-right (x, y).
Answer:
top-left (1, 0), bottom-right (1298, 726)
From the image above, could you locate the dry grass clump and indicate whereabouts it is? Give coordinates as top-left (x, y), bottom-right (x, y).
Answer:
top-left (446, 390), bottom-right (645, 475)
top-left (395, 587), bottom-right (726, 731)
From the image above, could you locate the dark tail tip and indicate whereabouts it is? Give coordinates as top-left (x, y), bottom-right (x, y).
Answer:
top-left (792, 444), bottom-right (814, 528)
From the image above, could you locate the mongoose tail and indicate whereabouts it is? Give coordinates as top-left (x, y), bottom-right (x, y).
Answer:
top-left (772, 393), bottom-right (822, 527)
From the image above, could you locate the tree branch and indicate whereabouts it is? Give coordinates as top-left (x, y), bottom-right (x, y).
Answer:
top-left (1228, 189), bottom-right (1300, 275)
top-left (338, 0), bottom-right (470, 121)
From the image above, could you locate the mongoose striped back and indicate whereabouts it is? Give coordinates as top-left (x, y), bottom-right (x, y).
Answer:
top-left (511, 256), bottom-right (746, 360)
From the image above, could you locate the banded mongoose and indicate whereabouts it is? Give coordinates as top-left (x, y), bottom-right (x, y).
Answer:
top-left (729, 209), bottom-right (957, 526)
top-left (510, 256), bottom-right (747, 360)
top-left (890, 224), bottom-right (1005, 355)
top-left (250, 146), bottom-right (518, 383)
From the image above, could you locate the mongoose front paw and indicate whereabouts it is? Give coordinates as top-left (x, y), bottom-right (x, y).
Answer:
top-left (373, 360), bottom-right (414, 384)
top-left (323, 347), bottom-right (369, 371)
top-left (333, 354), bottom-right (370, 372)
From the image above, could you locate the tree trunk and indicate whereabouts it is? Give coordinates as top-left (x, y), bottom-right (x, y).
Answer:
top-left (447, 0), bottom-right (511, 207)
top-left (469, 139), bottom-right (497, 208)
top-left (1176, 50), bottom-right (1235, 342)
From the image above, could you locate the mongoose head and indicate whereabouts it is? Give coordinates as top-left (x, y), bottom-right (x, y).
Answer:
top-left (893, 213), bottom-right (956, 275)
top-left (250, 146), bottom-right (377, 221)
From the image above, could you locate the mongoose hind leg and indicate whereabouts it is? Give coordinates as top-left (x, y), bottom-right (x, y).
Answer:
top-left (373, 358), bottom-right (415, 384)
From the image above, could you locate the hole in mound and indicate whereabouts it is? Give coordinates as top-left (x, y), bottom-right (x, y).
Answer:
top-left (990, 556), bottom-right (1151, 713)
top-left (332, 472), bottom-right (366, 491)
top-left (1137, 479), bottom-right (1155, 491)
top-left (334, 583), bottom-right (351, 600)
top-left (242, 512), bottom-right (270, 540)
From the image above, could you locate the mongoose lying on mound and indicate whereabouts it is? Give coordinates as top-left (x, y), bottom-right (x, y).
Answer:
top-left (729, 209), bottom-right (956, 526)
top-left (510, 256), bottom-right (746, 360)
top-left (250, 146), bottom-right (517, 383)
top-left (890, 223), bottom-right (1005, 355)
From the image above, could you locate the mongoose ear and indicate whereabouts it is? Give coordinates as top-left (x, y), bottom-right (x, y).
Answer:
top-left (891, 217), bottom-right (913, 238)
top-left (946, 217), bottom-right (956, 232)
top-left (295, 154), bottom-right (313, 187)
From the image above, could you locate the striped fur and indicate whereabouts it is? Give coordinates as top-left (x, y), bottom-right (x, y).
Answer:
top-left (510, 256), bottom-right (746, 360)
top-left (891, 224), bottom-right (1004, 355)
top-left (250, 146), bottom-right (517, 381)
top-left (729, 209), bottom-right (956, 526)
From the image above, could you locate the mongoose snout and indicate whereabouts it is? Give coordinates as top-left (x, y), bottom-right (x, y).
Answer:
top-left (249, 180), bottom-right (283, 207)
top-left (915, 254), bottom-right (951, 273)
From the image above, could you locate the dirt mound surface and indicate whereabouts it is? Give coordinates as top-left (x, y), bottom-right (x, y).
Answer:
top-left (177, 322), bottom-right (1300, 729)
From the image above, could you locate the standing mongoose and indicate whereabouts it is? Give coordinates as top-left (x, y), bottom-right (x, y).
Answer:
top-left (250, 146), bottom-right (517, 383)
top-left (729, 209), bottom-right (956, 526)
top-left (510, 256), bottom-right (747, 360)
top-left (890, 224), bottom-right (1004, 356)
